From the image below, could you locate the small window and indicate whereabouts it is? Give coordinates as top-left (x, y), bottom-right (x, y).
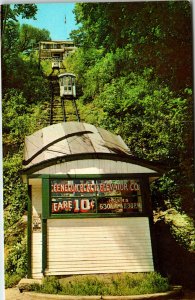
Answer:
top-left (53, 44), bottom-right (61, 49)
top-left (42, 44), bottom-right (49, 49)
top-left (53, 54), bottom-right (60, 58)
top-left (63, 77), bottom-right (68, 85)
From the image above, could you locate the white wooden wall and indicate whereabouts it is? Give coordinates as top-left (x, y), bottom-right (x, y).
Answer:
top-left (30, 179), bottom-right (43, 279)
top-left (34, 159), bottom-right (157, 175)
top-left (46, 217), bottom-right (154, 276)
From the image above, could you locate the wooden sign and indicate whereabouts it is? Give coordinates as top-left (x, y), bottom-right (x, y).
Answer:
top-left (50, 179), bottom-right (142, 215)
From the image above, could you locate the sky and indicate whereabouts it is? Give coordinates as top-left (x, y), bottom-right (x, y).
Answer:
top-left (17, 2), bottom-right (79, 40)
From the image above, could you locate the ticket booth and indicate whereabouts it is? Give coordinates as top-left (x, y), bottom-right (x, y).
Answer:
top-left (22, 122), bottom-right (162, 279)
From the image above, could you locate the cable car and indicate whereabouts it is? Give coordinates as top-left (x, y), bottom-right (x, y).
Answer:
top-left (58, 73), bottom-right (76, 98)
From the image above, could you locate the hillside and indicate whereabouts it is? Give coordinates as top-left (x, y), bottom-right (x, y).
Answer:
top-left (2, 2), bottom-right (195, 289)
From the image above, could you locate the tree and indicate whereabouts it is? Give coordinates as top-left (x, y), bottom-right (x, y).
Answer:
top-left (1, 4), bottom-right (38, 94)
top-left (68, 2), bottom-right (193, 215)
top-left (71, 1), bottom-right (192, 92)
top-left (77, 65), bottom-right (188, 165)
top-left (1, 4), bottom-right (37, 36)
top-left (18, 24), bottom-right (51, 53)
top-left (1, 7), bottom-right (51, 100)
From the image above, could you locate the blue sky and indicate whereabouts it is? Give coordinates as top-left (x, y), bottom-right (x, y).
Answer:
top-left (18, 3), bottom-right (78, 40)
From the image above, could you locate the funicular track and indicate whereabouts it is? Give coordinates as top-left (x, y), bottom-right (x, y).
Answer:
top-left (49, 74), bottom-right (65, 124)
top-left (48, 70), bottom-right (80, 125)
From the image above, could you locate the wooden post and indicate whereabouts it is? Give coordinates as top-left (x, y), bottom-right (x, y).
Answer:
top-left (42, 176), bottom-right (50, 275)
top-left (27, 184), bottom-right (32, 278)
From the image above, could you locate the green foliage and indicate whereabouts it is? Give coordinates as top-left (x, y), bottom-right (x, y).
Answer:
top-left (155, 209), bottom-right (195, 252)
top-left (5, 235), bottom-right (27, 287)
top-left (3, 4), bottom-right (37, 22)
top-left (2, 4), bottom-right (38, 59)
top-left (19, 24), bottom-right (50, 53)
top-left (41, 60), bottom-right (53, 76)
top-left (2, 4), bottom-right (51, 102)
top-left (2, 83), bottom-right (48, 246)
top-left (69, 2), bottom-right (193, 214)
top-left (151, 172), bottom-right (183, 212)
top-left (5, 274), bottom-right (22, 289)
top-left (3, 154), bottom-right (27, 222)
top-left (77, 67), bottom-right (188, 163)
top-left (2, 53), bottom-right (51, 102)
top-left (2, 4), bottom-right (37, 40)
top-left (5, 236), bottom-right (27, 276)
top-left (41, 276), bottom-right (62, 294)
top-left (3, 89), bottom-right (48, 148)
top-left (31, 273), bottom-right (170, 296)
top-left (72, 2), bottom-right (192, 91)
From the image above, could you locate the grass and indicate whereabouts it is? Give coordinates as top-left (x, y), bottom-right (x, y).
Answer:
top-left (30, 272), bottom-right (170, 296)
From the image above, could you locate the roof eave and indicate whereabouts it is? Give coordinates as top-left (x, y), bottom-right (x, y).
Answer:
top-left (22, 152), bottom-right (166, 176)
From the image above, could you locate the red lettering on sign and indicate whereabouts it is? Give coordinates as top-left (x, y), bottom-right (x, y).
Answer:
top-left (51, 182), bottom-right (140, 194)
top-left (80, 199), bottom-right (90, 212)
top-left (74, 199), bottom-right (79, 212)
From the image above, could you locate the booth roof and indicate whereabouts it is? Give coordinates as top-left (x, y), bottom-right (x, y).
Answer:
top-left (23, 122), bottom-right (130, 167)
top-left (22, 122), bottom-right (164, 175)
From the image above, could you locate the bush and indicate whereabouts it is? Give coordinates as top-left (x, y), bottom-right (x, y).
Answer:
top-left (5, 273), bottom-right (22, 288)
top-left (30, 272), bottom-right (170, 296)
top-left (41, 276), bottom-right (62, 294)
top-left (5, 236), bottom-right (28, 284)
top-left (154, 209), bottom-right (195, 252)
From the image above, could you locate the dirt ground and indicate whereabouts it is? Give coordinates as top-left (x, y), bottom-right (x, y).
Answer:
top-left (5, 287), bottom-right (46, 300)
top-left (4, 288), bottom-right (195, 300)
top-left (5, 288), bottom-right (35, 300)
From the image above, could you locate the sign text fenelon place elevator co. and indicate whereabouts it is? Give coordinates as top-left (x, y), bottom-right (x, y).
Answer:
top-left (50, 179), bottom-right (142, 215)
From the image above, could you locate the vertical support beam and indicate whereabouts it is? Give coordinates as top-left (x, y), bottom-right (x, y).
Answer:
top-left (42, 219), bottom-right (47, 276)
top-left (149, 214), bottom-right (159, 272)
top-left (73, 98), bottom-right (80, 122)
top-left (38, 42), bottom-right (41, 69)
top-left (50, 80), bottom-right (54, 125)
top-left (27, 184), bottom-right (32, 278)
top-left (62, 98), bottom-right (66, 122)
top-left (142, 176), bottom-right (159, 271)
top-left (42, 176), bottom-right (50, 219)
top-left (140, 176), bottom-right (152, 216)
top-left (42, 177), bottom-right (50, 276)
